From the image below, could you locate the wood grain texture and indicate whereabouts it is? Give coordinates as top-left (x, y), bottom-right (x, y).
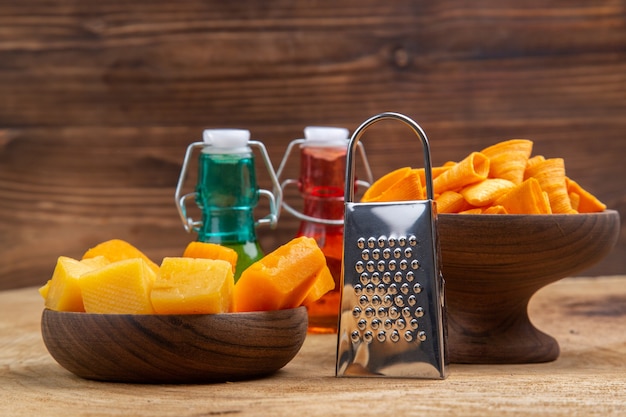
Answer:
top-left (40, 307), bottom-right (308, 384)
top-left (439, 210), bottom-right (620, 363)
top-left (1, 1), bottom-right (625, 289)
top-left (2, 277), bottom-right (626, 416)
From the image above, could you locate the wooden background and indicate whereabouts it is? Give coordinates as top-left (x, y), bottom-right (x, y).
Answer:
top-left (1, 1), bottom-right (624, 290)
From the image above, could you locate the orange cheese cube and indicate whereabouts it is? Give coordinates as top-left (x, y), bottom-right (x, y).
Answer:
top-left (151, 257), bottom-right (234, 314)
top-left (82, 239), bottom-right (160, 275)
top-left (182, 241), bottom-right (238, 274)
top-left (302, 265), bottom-right (336, 306)
top-left (233, 236), bottom-right (327, 312)
top-left (41, 256), bottom-right (109, 312)
top-left (78, 258), bottom-right (156, 314)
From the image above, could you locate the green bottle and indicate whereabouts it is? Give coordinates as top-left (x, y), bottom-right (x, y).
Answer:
top-left (175, 129), bottom-right (280, 280)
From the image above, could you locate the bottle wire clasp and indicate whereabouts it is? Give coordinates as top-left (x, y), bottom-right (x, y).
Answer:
top-left (276, 128), bottom-right (374, 226)
top-left (174, 130), bottom-right (282, 234)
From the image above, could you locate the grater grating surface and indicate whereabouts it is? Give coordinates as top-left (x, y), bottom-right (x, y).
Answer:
top-left (336, 112), bottom-right (447, 379)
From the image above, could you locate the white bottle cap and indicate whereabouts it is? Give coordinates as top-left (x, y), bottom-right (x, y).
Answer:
top-left (303, 126), bottom-right (349, 147)
top-left (202, 129), bottom-right (251, 154)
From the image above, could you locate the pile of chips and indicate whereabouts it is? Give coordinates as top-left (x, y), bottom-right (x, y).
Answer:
top-left (361, 139), bottom-right (606, 214)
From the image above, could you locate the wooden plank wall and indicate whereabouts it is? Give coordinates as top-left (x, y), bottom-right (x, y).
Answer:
top-left (1, 1), bottom-right (624, 290)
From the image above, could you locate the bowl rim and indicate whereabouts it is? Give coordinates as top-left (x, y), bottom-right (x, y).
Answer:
top-left (41, 305), bottom-right (308, 318)
top-left (438, 208), bottom-right (619, 220)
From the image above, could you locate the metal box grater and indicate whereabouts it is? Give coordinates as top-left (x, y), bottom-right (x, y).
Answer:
top-left (336, 112), bottom-right (447, 379)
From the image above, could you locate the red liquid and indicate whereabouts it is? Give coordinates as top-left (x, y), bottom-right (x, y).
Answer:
top-left (297, 146), bottom-right (346, 334)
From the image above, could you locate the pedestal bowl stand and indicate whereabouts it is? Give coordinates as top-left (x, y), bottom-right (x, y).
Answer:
top-left (438, 210), bottom-right (620, 363)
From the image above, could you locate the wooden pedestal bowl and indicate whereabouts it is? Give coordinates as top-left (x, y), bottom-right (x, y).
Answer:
top-left (41, 307), bottom-right (308, 383)
top-left (438, 209), bottom-right (620, 364)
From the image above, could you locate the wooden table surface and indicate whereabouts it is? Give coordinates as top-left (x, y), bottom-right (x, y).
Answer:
top-left (2, 276), bottom-right (625, 416)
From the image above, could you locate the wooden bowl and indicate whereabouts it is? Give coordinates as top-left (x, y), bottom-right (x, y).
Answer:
top-left (438, 209), bottom-right (620, 364)
top-left (41, 307), bottom-right (308, 383)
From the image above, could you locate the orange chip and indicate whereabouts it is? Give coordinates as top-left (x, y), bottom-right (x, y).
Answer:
top-left (524, 155), bottom-right (546, 180)
top-left (435, 190), bottom-right (474, 213)
top-left (414, 165), bottom-right (453, 188)
top-left (361, 167), bottom-right (423, 202)
top-left (524, 158), bottom-right (576, 214)
top-left (433, 152), bottom-right (490, 194)
top-left (565, 177), bottom-right (606, 213)
top-left (569, 192), bottom-right (581, 211)
top-left (460, 178), bottom-right (516, 207)
top-left (459, 208), bottom-right (483, 215)
top-left (482, 205), bottom-right (508, 214)
top-left (494, 178), bottom-right (552, 214)
top-left (362, 167), bottom-right (412, 202)
top-left (481, 139), bottom-right (533, 185)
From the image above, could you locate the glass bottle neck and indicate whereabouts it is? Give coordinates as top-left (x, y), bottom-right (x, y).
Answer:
top-left (299, 145), bottom-right (346, 196)
top-left (197, 208), bottom-right (257, 244)
top-left (196, 151), bottom-right (259, 208)
top-left (297, 144), bottom-right (346, 231)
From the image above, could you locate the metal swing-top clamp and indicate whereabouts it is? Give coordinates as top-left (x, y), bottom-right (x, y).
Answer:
top-left (276, 126), bottom-right (374, 226)
top-left (336, 112), bottom-right (448, 379)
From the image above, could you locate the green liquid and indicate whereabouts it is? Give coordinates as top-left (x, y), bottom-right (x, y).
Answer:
top-left (228, 240), bottom-right (264, 281)
top-left (195, 151), bottom-right (264, 281)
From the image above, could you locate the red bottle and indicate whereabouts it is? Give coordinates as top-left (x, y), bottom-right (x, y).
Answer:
top-left (278, 127), bottom-right (372, 333)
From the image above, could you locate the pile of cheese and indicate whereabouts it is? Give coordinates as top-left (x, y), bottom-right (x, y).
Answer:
top-left (39, 238), bottom-right (334, 315)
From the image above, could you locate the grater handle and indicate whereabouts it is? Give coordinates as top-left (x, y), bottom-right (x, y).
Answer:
top-left (345, 112), bottom-right (434, 202)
